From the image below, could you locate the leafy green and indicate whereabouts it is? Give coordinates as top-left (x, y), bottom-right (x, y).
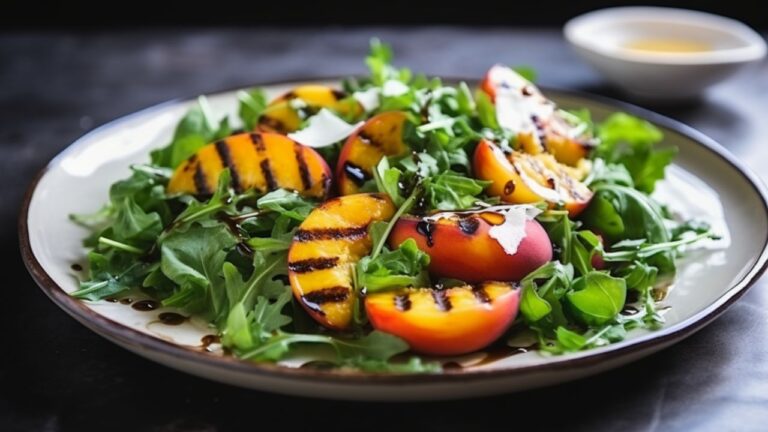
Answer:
top-left (566, 272), bottom-right (627, 326)
top-left (519, 261), bottom-right (574, 324)
top-left (151, 96), bottom-right (231, 169)
top-left (159, 224), bottom-right (238, 316)
top-left (356, 238), bottom-right (431, 293)
top-left (238, 88), bottom-right (268, 130)
top-left (423, 172), bottom-right (490, 210)
top-left (512, 65), bottom-right (537, 82)
top-left (71, 250), bottom-right (152, 300)
top-left (595, 113), bottom-right (677, 193)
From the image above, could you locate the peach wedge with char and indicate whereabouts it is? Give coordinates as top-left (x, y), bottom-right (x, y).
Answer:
top-left (167, 132), bottom-right (331, 199)
top-left (389, 212), bottom-right (552, 283)
top-left (480, 64), bottom-right (592, 166)
top-left (257, 85), bottom-right (363, 134)
top-left (287, 193), bottom-right (395, 330)
top-left (336, 111), bottom-right (411, 195)
top-left (366, 282), bottom-right (521, 356)
top-left (473, 138), bottom-right (593, 216)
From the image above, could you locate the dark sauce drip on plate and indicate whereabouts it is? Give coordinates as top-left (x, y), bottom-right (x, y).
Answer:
top-left (201, 334), bottom-right (220, 347)
top-left (158, 312), bottom-right (188, 325)
top-left (132, 300), bottom-right (161, 311)
top-left (70, 263), bottom-right (83, 272)
top-left (119, 297), bottom-right (133, 305)
top-left (473, 343), bottom-right (539, 367)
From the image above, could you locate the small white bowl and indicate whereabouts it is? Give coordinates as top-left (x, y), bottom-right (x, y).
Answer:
top-left (565, 7), bottom-right (767, 101)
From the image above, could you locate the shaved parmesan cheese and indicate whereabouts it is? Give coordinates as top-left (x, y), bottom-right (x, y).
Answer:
top-left (353, 87), bottom-right (381, 112)
top-left (488, 65), bottom-right (555, 143)
top-left (287, 109), bottom-right (362, 148)
top-left (424, 205), bottom-right (541, 255)
top-left (382, 80), bottom-right (410, 97)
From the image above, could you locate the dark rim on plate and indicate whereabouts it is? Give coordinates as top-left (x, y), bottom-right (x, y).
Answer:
top-left (18, 78), bottom-right (768, 385)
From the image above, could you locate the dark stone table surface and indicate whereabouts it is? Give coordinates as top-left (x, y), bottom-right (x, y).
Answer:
top-left (2, 27), bottom-right (767, 431)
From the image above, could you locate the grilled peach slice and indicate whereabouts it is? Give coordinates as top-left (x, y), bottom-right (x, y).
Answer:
top-left (336, 111), bottom-right (410, 195)
top-left (389, 211), bottom-right (551, 283)
top-left (257, 85), bottom-right (363, 134)
top-left (480, 64), bottom-right (592, 166)
top-left (287, 193), bottom-right (395, 330)
top-left (167, 132), bottom-right (331, 199)
top-left (366, 282), bottom-right (521, 355)
top-left (473, 139), bottom-right (592, 216)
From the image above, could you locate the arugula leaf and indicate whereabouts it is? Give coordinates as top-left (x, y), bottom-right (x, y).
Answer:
top-left (584, 158), bottom-right (634, 188)
top-left (566, 272), bottom-right (627, 326)
top-left (366, 38), bottom-right (411, 86)
top-left (166, 170), bottom-right (238, 234)
top-left (604, 231), bottom-right (717, 263)
top-left (71, 250), bottom-right (152, 300)
top-left (512, 66), bottom-right (537, 82)
top-left (256, 189), bottom-right (315, 221)
top-left (555, 326), bottom-right (587, 351)
top-left (151, 96), bottom-right (231, 169)
top-left (423, 171), bottom-right (490, 210)
top-left (111, 198), bottom-right (163, 248)
top-left (475, 91), bottom-right (500, 130)
top-left (159, 224), bottom-right (238, 316)
top-left (581, 184), bottom-right (670, 244)
top-left (237, 88), bottom-right (267, 130)
top-left (595, 113), bottom-right (677, 193)
top-left (356, 239), bottom-right (431, 293)
top-left (519, 261), bottom-right (574, 323)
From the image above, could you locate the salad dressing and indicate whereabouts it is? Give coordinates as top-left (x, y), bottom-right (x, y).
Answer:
top-left (624, 38), bottom-right (712, 53)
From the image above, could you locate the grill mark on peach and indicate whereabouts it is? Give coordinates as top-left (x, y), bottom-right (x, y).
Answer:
top-left (302, 287), bottom-right (350, 307)
top-left (260, 159), bottom-right (277, 191)
top-left (249, 133), bottom-right (265, 151)
top-left (288, 257), bottom-right (339, 273)
top-left (193, 163), bottom-right (210, 195)
top-left (394, 294), bottom-right (412, 312)
top-left (330, 89), bottom-right (347, 100)
top-left (258, 116), bottom-right (287, 133)
top-left (357, 131), bottom-right (381, 148)
top-left (293, 143), bottom-right (312, 191)
top-left (472, 285), bottom-right (492, 304)
top-left (214, 139), bottom-right (242, 192)
top-left (294, 226), bottom-right (368, 242)
top-left (531, 114), bottom-right (548, 150)
top-left (431, 289), bottom-right (452, 311)
top-left (183, 154), bottom-right (197, 173)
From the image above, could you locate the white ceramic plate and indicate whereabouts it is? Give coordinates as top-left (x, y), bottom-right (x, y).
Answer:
top-left (20, 80), bottom-right (768, 400)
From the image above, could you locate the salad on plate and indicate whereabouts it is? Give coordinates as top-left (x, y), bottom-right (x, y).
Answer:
top-left (70, 40), bottom-right (717, 373)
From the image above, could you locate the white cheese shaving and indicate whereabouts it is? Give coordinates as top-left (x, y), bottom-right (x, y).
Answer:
top-left (424, 205), bottom-right (541, 255)
top-left (353, 87), bottom-right (381, 112)
top-left (287, 109), bottom-right (363, 148)
top-left (489, 65), bottom-right (555, 143)
top-left (382, 79), bottom-right (410, 97)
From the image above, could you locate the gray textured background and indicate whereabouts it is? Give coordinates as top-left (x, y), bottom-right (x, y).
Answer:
top-left (3, 28), bottom-right (768, 431)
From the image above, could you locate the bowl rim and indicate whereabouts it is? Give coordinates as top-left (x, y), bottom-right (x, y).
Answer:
top-left (19, 77), bottom-right (768, 385)
top-left (564, 6), bottom-right (767, 65)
